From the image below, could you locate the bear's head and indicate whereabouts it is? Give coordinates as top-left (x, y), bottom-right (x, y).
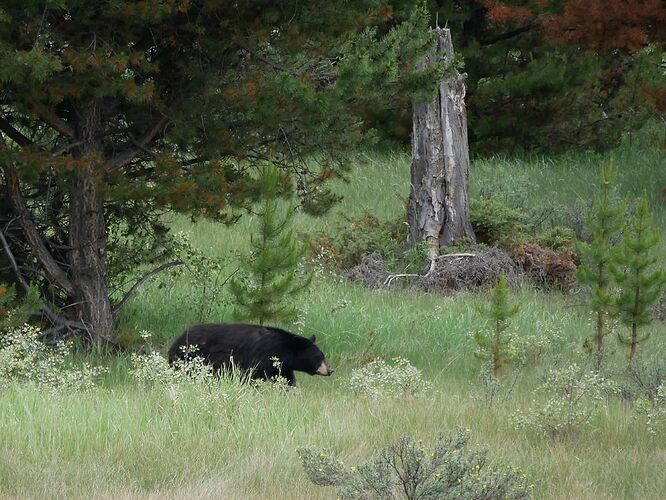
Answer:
top-left (299, 335), bottom-right (334, 377)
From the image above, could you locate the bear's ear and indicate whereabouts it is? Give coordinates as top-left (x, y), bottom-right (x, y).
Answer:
top-left (309, 335), bottom-right (316, 343)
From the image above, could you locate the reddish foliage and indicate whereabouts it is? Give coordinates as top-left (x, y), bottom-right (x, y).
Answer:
top-left (543, 0), bottom-right (666, 53)
top-left (482, 1), bottom-right (535, 24)
top-left (512, 242), bottom-right (577, 289)
top-left (641, 85), bottom-right (666, 114)
top-left (486, 1), bottom-right (666, 53)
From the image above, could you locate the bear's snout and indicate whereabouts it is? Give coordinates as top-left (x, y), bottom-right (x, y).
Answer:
top-left (316, 359), bottom-right (334, 376)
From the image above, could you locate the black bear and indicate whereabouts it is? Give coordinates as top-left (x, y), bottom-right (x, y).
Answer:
top-left (168, 323), bottom-right (334, 385)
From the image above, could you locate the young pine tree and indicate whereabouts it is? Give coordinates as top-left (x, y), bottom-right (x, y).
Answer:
top-left (230, 166), bottom-right (312, 326)
top-left (474, 273), bottom-right (520, 378)
top-left (611, 194), bottom-right (666, 364)
top-left (576, 162), bottom-right (625, 368)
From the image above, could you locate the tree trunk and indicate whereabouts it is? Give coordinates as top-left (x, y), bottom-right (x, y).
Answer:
top-left (68, 101), bottom-right (113, 341)
top-left (407, 27), bottom-right (475, 261)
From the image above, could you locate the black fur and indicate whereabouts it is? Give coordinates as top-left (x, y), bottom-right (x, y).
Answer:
top-left (168, 323), bottom-right (332, 385)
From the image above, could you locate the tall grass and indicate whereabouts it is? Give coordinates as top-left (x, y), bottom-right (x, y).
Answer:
top-left (1, 138), bottom-right (665, 499)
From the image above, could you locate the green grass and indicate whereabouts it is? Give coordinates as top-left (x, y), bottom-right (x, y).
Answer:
top-left (1, 139), bottom-right (665, 499)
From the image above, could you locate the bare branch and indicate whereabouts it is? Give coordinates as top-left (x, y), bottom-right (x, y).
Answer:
top-left (52, 140), bottom-right (84, 157)
top-left (237, 42), bottom-right (300, 76)
top-left (112, 259), bottom-right (184, 313)
top-left (480, 19), bottom-right (541, 46)
top-left (0, 224), bottom-right (112, 343)
top-left (104, 115), bottom-right (170, 172)
top-left (32, 105), bottom-right (76, 139)
top-left (0, 143), bottom-right (75, 295)
top-left (0, 222), bottom-right (31, 295)
top-left (0, 116), bottom-right (33, 147)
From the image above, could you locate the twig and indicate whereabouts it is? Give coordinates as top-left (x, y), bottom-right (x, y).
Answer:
top-left (112, 260), bottom-right (184, 313)
top-left (0, 223), bottom-right (30, 295)
top-left (384, 273), bottom-right (422, 286)
top-left (432, 253), bottom-right (477, 259)
top-left (237, 42), bottom-right (299, 77)
top-left (428, 252), bottom-right (476, 276)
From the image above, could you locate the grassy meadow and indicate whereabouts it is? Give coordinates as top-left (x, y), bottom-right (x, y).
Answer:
top-left (1, 136), bottom-right (665, 499)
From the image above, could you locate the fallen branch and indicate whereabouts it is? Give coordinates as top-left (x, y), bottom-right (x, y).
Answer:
top-left (385, 254), bottom-right (479, 285)
top-left (384, 273), bottom-right (422, 286)
top-left (427, 252), bottom-right (476, 276)
top-left (433, 253), bottom-right (477, 259)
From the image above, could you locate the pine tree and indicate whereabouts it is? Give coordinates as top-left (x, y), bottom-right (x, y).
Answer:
top-left (611, 194), bottom-right (666, 364)
top-left (576, 162), bottom-right (625, 368)
top-left (230, 165), bottom-right (312, 326)
top-left (0, 1), bottom-right (437, 341)
top-left (473, 273), bottom-right (520, 378)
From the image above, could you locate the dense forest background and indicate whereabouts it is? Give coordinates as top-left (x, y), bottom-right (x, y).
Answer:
top-left (372, 0), bottom-right (665, 151)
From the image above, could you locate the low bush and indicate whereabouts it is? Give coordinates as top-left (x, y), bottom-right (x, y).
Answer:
top-left (470, 197), bottom-right (526, 246)
top-left (348, 357), bottom-right (431, 399)
top-left (511, 242), bottom-right (577, 289)
top-left (0, 324), bottom-right (106, 394)
top-left (298, 429), bottom-right (533, 499)
top-left (512, 364), bottom-right (617, 440)
top-left (308, 213), bottom-right (411, 270)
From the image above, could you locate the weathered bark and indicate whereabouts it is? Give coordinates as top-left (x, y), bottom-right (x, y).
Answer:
top-left (68, 101), bottom-right (113, 340)
top-left (407, 27), bottom-right (475, 261)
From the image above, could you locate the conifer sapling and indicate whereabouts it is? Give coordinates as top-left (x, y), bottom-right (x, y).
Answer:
top-left (611, 194), bottom-right (666, 364)
top-left (230, 165), bottom-right (312, 325)
top-left (473, 273), bottom-right (520, 378)
top-left (576, 162), bottom-right (625, 368)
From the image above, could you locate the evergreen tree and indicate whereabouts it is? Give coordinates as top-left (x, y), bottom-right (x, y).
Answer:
top-left (473, 273), bottom-right (520, 378)
top-left (0, 1), bottom-right (438, 341)
top-left (230, 165), bottom-right (312, 325)
top-left (611, 194), bottom-right (666, 364)
top-left (576, 162), bottom-right (625, 368)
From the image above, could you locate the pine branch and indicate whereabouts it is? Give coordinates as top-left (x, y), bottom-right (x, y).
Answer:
top-left (103, 115), bottom-right (170, 172)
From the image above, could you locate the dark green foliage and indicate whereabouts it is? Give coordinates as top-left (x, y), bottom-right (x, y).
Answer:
top-left (376, 1), bottom-right (665, 152)
top-left (473, 273), bottom-right (520, 378)
top-left (0, 1), bottom-right (438, 336)
top-left (536, 227), bottom-right (576, 253)
top-left (298, 429), bottom-right (532, 499)
top-left (611, 194), bottom-right (666, 363)
top-left (230, 165), bottom-right (312, 325)
top-left (310, 213), bottom-right (410, 270)
top-left (0, 283), bottom-right (39, 331)
top-left (576, 162), bottom-right (625, 367)
top-left (470, 197), bottom-right (526, 245)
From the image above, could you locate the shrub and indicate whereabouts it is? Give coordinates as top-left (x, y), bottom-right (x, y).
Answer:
top-left (470, 197), bottom-right (526, 246)
top-left (347, 357), bottom-right (431, 399)
top-left (0, 283), bottom-right (40, 331)
top-left (618, 358), bottom-right (666, 405)
top-left (129, 344), bottom-right (254, 419)
top-left (635, 383), bottom-right (666, 435)
top-left (309, 213), bottom-right (407, 269)
top-left (298, 429), bottom-right (533, 499)
top-left (512, 364), bottom-right (617, 440)
top-left (511, 242), bottom-right (577, 289)
top-left (536, 227), bottom-right (576, 252)
top-left (0, 324), bottom-right (106, 393)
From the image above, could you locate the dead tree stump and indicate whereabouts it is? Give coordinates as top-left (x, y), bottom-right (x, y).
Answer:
top-left (407, 27), bottom-right (475, 262)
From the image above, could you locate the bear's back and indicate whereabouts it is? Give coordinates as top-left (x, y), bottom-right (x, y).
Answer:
top-left (168, 323), bottom-right (293, 365)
